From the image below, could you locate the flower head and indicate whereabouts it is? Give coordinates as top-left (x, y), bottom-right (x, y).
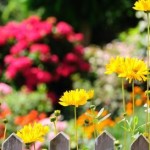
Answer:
top-left (105, 56), bottom-right (148, 83)
top-left (118, 57), bottom-right (148, 83)
top-left (59, 89), bottom-right (94, 107)
top-left (16, 122), bottom-right (49, 144)
top-left (133, 0), bottom-right (150, 12)
top-left (77, 109), bottom-right (114, 139)
top-left (105, 56), bottom-right (124, 75)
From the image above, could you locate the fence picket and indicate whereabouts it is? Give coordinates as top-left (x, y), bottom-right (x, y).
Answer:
top-left (131, 134), bottom-right (149, 150)
top-left (1, 131), bottom-right (150, 150)
top-left (2, 133), bottom-right (23, 150)
top-left (95, 131), bottom-right (114, 150)
top-left (50, 132), bottom-right (70, 150)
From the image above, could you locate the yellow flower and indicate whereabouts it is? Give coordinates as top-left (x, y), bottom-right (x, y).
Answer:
top-left (133, 0), bottom-right (150, 12)
top-left (16, 122), bottom-right (49, 144)
top-left (106, 56), bottom-right (148, 83)
top-left (105, 56), bottom-right (124, 75)
top-left (59, 89), bottom-right (94, 107)
top-left (87, 89), bottom-right (94, 99)
top-left (118, 57), bottom-right (148, 83)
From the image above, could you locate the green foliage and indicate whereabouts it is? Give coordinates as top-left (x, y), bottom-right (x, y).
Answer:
top-left (5, 85), bottom-right (52, 115)
top-left (0, 0), bottom-right (43, 23)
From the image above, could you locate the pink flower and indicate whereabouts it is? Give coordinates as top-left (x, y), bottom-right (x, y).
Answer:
top-left (56, 63), bottom-right (76, 77)
top-left (56, 21), bottom-right (73, 36)
top-left (5, 57), bottom-right (32, 79)
top-left (64, 53), bottom-right (78, 63)
top-left (10, 41), bottom-right (28, 54)
top-left (30, 118), bottom-right (67, 150)
top-left (23, 16), bottom-right (41, 24)
top-left (0, 83), bottom-right (12, 95)
top-left (49, 54), bottom-right (59, 64)
top-left (67, 33), bottom-right (84, 42)
top-left (30, 44), bottom-right (50, 54)
top-left (73, 45), bottom-right (84, 55)
top-left (5, 66), bottom-right (18, 79)
top-left (0, 27), bottom-right (7, 45)
top-left (39, 117), bottom-right (67, 135)
top-left (38, 21), bottom-right (52, 36)
top-left (30, 43), bottom-right (51, 62)
top-left (4, 55), bottom-right (15, 64)
top-left (78, 60), bottom-right (90, 72)
top-left (24, 67), bottom-right (52, 89)
top-left (1, 22), bottom-right (18, 42)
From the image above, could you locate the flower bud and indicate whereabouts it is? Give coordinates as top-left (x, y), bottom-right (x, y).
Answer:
top-left (3, 119), bottom-right (8, 124)
top-left (50, 117), bottom-right (56, 122)
top-left (54, 110), bottom-right (61, 117)
top-left (123, 113), bottom-right (127, 117)
top-left (114, 140), bottom-right (120, 146)
top-left (90, 105), bottom-right (96, 110)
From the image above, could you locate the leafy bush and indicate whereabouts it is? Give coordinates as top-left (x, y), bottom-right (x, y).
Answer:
top-left (0, 15), bottom-right (90, 104)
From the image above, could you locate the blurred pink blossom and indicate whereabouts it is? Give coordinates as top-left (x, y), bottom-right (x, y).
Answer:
top-left (30, 118), bottom-right (67, 150)
top-left (67, 33), bottom-right (84, 42)
top-left (5, 57), bottom-right (32, 79)
top-left (0, 83), bottom-right (12, 95)
top-left (56, 21), bottom-right (73, 36)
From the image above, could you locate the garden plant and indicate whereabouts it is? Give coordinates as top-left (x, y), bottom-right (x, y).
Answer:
top-left (0, 0), bottom-right (150, 150)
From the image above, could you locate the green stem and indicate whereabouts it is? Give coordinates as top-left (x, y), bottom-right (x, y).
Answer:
top-left (3, 124), bottom-right (7, 141)
top-left (91, 109), bottom-right (97, 139)
top-left (53, 121), bottom-right (57, 135)
top-left (122, 79), bottom-right (126, 113)
top-left (93, 125), bottom-right (97, 140)
top-left (122, 79), bottom-right (127, 150)
top-left (146, 12), bottom-right (150, 148)
top-left (74, 106), bottom-right (78, 150)
top-left (132, 80), bottom-right (135, 115)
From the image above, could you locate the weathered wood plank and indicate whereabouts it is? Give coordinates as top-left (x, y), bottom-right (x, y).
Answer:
top-left (131, 135), bottom-right (149, 150)
top-left (50, 132), bottom-right (70, 150)
top-left (2, 133), bottom-right (23, 150)
top-left (95, 131), bottom-right (114, 150)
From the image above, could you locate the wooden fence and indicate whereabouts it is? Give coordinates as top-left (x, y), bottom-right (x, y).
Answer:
top-left (1, 131), bottom-right (149, 150)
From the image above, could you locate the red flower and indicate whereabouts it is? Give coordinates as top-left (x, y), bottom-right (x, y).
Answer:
top-left (24, 67), bottom-right (52, 89)
top-left (67, 33), bottom-right (84, 43)
top-left (73, 45), bottom-right (84, 55)
top-left (65, 53), bottom-right (78, 63)
top-left (49, 54), bottom-right (59, 64)
top-left (5, 57), bottom-right (32, 79)
top-left (0, 124), bottom-right (5, 139)
top-left (10, 40), bottom-right (28, 54)
top-left (4, 55), bottom-right (15, 65)
top-left (30, 44), bottom-right (50, 54)
top-left (15, 110), bottom-right (47, 126)
top-left (56, 21), bottom-right (73, 36)
top-left (0, 103), bottom-right (11, 119)
top-left (56, 63), bottom-right (76, 77)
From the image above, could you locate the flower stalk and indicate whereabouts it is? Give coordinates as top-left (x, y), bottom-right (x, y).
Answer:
top-left (122, 79), bottom-right (126, 113)
top-left (3, 119), bottom-right (8, 142)
top-left (132, 80), bottom-right (135, 115)
top-left (121, 79), bottom-right (127, 150)
top-left (74, 106), bottom-right (78, 150)
top-left (146, 12), bottom-right (150, 140)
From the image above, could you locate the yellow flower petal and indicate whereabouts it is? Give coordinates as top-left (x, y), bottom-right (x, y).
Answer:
top-left (133, 0), bottom-right (150, 11)
top-left (59, 89), bottom-right (94, 107)
top-left (16, 122), bottom-right (49, 144)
